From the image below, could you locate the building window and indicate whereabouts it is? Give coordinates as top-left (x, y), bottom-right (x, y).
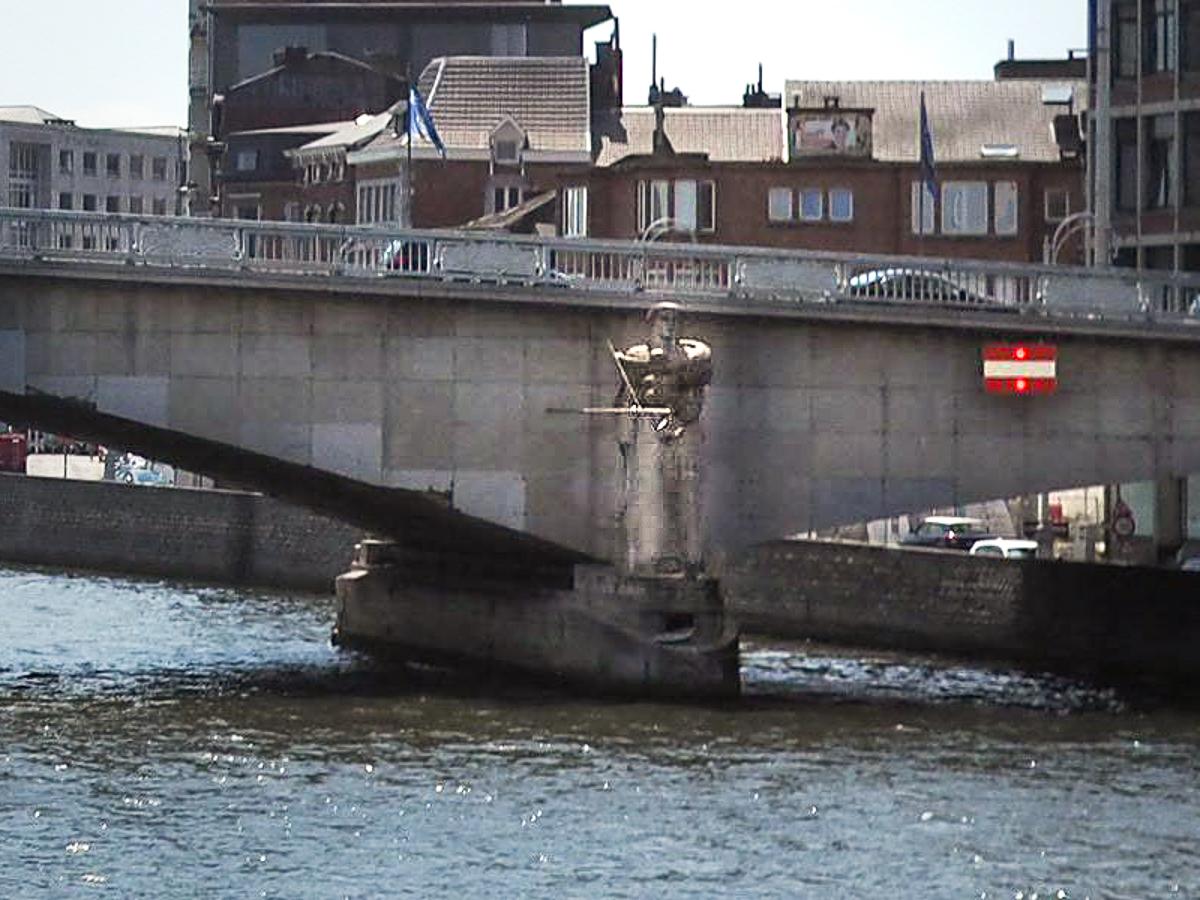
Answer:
top-left (7, 142), bottom-right (39, 209)
top-left (59, 150), bottom-right (73, 175)
top-left (130, 155), bottom-right (144, 180)
top-left (236, 150), bottom-right (259, 173)
top-left (82, 152), bottom-right (97, 177)
top-left (82, 194), bottom-right (97, 212)
top-left (911, 182), bottom-right (937, 234)
top-left (234, 203), bottom-right (260, 221)
top-left (357, 180), bottom-right (398, 225)
top-left (152, 157), bottom-right (167, 181)
top-left (493, 186), bottom-right (522, 213)
top-left (1116, 118), bottom-right (1139, 211)
top-left (106, 153), bottom-right (121, 178)
top-left (152, 198), bottom-right (167, 216)
top-left (798, 188), bottom-right (824, 221)
top-left (768, 187), bottom-right (794, 223)
top-left (106, 195), bottom-right (121, 213)
top-left (993, 182), bottom-right (1019, 236)
top-left (494, 140), bottom-right (519, 164)
top-left (1149, 0), bottom-right (1178, 73)
top-left (635, 179), bottom-right (714, 233)
top-left (129, 196), bottom-right (143, 215)
top-left (562, 186), bottom-right (588, 238)
top-left (1186, 112), bottom-right (1200, 204)
top-left (1147, 114), bottom-right (1176, 209)
top-left (942, 181), bottom-right (989, 235)
top-left (636, 180), bottom-right (670, 232)
top-left (1185, 2), bottom-right (1200, 71)
top-left (829, 188), bottom-right (854, 223)
top-left (1044, 187), bottom-right (1070, 222)
top-left (58, 192), bottom-right (73, 210)
top-left (1116, 3), bottom-right (1140, 78)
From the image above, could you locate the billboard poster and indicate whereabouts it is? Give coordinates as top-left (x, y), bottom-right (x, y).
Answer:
top-left (789, 111), bottom-right (873, 157)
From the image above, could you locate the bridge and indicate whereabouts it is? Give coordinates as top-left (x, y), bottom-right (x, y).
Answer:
top-left (3, 208), bottom-right (1200, 565)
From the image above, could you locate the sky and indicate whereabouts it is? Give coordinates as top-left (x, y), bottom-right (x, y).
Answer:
top-left (0, 0), bottom-right (1086, 129)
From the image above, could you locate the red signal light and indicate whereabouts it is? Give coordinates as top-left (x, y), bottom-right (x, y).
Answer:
top-left (1015, 378), bottom-right (1030, 394)
top-left (1015, 347), bottom-right (1028, 361)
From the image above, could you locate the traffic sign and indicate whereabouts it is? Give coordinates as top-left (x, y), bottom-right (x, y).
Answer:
top-left (983, 344), bottom-right (1057, 395)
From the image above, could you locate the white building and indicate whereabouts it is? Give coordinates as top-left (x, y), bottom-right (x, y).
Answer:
top-left (1, 106), bottom-right (186, 218)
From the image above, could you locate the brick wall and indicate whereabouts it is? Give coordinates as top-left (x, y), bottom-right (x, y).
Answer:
top-left (0, 474), bottom-right (360, 592)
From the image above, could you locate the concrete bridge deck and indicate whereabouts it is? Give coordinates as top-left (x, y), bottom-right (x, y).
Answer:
top-left (3, 210), bottom-right (1200, 561)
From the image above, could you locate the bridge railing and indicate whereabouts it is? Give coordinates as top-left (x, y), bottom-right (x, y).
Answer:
top-left (4, 208), bottom-right (1200, 324)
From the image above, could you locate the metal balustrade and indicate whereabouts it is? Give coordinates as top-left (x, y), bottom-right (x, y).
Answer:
top-left (3, 208), bottom-right (1200, 324)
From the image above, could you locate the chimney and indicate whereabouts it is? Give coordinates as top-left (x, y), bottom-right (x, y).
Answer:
top-left (1007, 39), bottom-right (1016, 62)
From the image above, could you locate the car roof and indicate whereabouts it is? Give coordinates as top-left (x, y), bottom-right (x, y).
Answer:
top-left (922, 516), bottom-right (985, 527)
top-left (971, 538), bottom-right (1038, 549)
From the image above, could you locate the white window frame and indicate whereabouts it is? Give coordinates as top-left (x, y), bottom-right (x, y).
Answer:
top-left (562, 185), bottom-right (588, 238)
top-left (798, 188), bottom-right (824, 222)
top-left (942, 181), bottom-right (989, 236)
top-left (993, 181), bottom-right (1019, 236)
top-left (768, 187), bottom-right (794, 223)
top-left (1044, 187), bottom-right (1070, 223)
top-left (911, 182), bottom-right (936, 234)
top-left (828, 188), bottom-right (854, 223)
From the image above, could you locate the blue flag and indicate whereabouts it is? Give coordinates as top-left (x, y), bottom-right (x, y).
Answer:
top-left (919, 91), bottom-right (939, 202)
top-left (407, 85), bottom-right (446, 158)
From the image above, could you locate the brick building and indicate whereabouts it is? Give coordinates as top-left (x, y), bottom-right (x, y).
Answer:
top-left (347, 56), bottom-right (595, 228)
top-left (189, 0), bottom-right (615, 213)
top-left (568, 80), bottom-right (1086, 266)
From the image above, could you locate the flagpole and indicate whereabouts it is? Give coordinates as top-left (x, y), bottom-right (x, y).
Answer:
top-left (918, 88), bottom-right (925, 259)
top-left (405, 64), bottom-right (413, 229)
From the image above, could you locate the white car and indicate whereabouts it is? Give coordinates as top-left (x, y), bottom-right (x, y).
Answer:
top-left (969, 538), bottom-right (1039, 559)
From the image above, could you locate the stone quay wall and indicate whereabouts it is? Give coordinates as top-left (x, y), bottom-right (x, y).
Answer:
top-left (0, 473), bottom-right (359, 592)
top-left (722, 540), bottom-right (1200, 683)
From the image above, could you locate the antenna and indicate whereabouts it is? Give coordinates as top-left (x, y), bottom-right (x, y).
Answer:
top-left (652, 33), bottom-right (657, 90)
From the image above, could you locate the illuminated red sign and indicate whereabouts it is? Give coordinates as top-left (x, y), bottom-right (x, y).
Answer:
top-left (983, 344), bottom-right (1057, 395)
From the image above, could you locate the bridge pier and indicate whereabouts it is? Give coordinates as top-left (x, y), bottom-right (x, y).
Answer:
top-left (334, 543), bottom-right (739, 698)
top-left (333, 303), bottom-right (741, 698)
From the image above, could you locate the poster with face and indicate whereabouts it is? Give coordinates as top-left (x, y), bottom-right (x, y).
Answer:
top-left (790, 112), bottom-right (873, 156)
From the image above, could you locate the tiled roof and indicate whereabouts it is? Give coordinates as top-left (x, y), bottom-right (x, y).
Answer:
top-left (594, 107), bottom-right (784, 168)
top-left (360, 56), bottom-right (591, 158)
top-left (785, 80), bottom-right (1085, 164)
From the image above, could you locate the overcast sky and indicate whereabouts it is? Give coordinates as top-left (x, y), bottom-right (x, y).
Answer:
top-left (0, 0), bottom-right (1086, 128)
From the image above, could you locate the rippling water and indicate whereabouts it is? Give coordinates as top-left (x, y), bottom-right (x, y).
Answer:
top-left (0, 566), bottom-right (1197, 899)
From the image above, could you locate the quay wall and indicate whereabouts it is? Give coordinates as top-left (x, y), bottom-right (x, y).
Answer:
top-left (2, 475), bottom-right (1197, 685)
top-left (0, 473), bottom-right (358, 592)
top-left (722, 540), bottom-right (1200, 682)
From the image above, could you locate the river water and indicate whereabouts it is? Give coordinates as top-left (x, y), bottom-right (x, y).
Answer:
top-left (0, 566), bottom-right (1196, 899)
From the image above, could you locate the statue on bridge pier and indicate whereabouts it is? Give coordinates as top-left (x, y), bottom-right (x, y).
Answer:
top-left (612, 302), bottom-right (713, 576)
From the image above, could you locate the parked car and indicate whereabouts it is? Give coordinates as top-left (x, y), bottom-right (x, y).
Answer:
top-left (969, 538), bottom-right (1039, 559)
top-left (1180, 556), bottom-right (1200, 573)
top-left (847, 268), bottom-right (989, 305)
top-left (113, 454), bottom-right (173, 487)
top-left (901, 516), bottom-right (995, 551)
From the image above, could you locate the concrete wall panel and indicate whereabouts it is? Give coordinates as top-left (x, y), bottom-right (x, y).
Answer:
top-left (452, 470), bottom-right (526, 530)
top-left (313, 380), bottom-right (382, 425)
top-left (312, 335), bottom-right (383, 380)
top-left (241, 334), bottom-right (311, 378)
top-left (98, 376), bottom-right (169, 427)
top-left (386, 337), bottom-right (457, 381)
top-left (171, 333), bottom-right (238, 378)
top-left (0, 330), bottom-right (26, 392)
top-left (170, 377), bottom-right (239, 443)
top-left (312, 423), bottom-right (382, 481)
